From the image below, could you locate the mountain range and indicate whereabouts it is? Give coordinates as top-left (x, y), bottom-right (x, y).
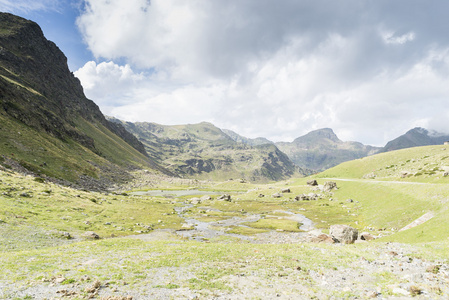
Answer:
top-left (0, 12), bottom-right (448, 188)
top-left (108, 118), bottom-right (305, 182)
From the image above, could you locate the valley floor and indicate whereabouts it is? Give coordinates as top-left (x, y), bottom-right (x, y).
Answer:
top-left (1, 166), bottom-right (449, 299)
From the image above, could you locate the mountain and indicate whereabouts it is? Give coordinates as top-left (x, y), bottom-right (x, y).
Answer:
top-left (275, 128), bottom-right (381, 171)
top-left (0, 13), bottom-right (168, 189)
top-left (109, 118), bottom-right (305, 182)
top-left (381, 127), bottom-right (449, 152)
top-left (221, 129), bottom-right (273, 146)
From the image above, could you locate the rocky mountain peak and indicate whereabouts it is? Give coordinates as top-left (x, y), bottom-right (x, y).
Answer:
top-left (293, 128), bottom-right (341, 144)
top-left (382, 127), bottom-right (449, 152)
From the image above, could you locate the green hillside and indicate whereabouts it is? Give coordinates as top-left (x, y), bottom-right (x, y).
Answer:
top-left (311, 145), bottom-right (449, 243)
top-left (0, 13), bottom-right (167, 189)
top-left (318, 145), bottom-right (449, 182)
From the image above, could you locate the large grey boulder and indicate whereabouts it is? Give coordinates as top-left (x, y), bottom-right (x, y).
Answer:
top-left (329, 225), bottom-right (358, 244)
top-left (323, 181), bottom-right (337, 192)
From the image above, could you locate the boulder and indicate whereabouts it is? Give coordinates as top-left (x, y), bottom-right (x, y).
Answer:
top-left (329, 225), bottom-right (358, 244)
top-left (295, 194), bottom-right (309, 201)
top-left (308, 193), bottom-right (319, 200)
top-left (258, 194), bottom-right (265, 198)
top-left (281, 188), bottom-right (291, 193)
top-left (200, 195), bottom-right (212, 201)
top-left (271, 193), bottom-right (283, 198)
top-left (190, 197), bottom-right (201, 204)
top-left (83, 231), bottom-right (100, 239)
top-left (307, 180), bottom-right (318, 186)
top-left (323, 181), bottom-right (337, 192)
top-left (217, 194), bottom-right (231, 201)
top-left (360, 232), bottom-right (375, 241)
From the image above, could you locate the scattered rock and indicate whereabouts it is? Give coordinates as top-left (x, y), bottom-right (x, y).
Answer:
top-left (217, 194), bottom-right (231, 201)
top-left (360, 232), bottom-right (375, 241)
top-left (295, 194), bottom-right (309, 201)
top-left (323, 181), bottom-right (337, 192)
top-left (85, 279), bottom-right (101, 293)
top-left (426, 265), bottom-right (441, 274)
top-left (190, 197), bottom-right (201, 204)
top-left (330, 224), bottom-right (358, 244)
top-left (366, 291), bottom-right (379, 298)
top-left (54, 277), bottom-right (66, 284)
top-left (346, 199), bottom-right (354, 203)
top-left (19, 192), bottom-right (32, 197)
top-left (308, 193), bottom-right (319, 200)
top-left (100, 296), bottom-right (133, 300)
top-left (409, 285), bottom-right (422, 296)
top-left (310, 233), bottom-right (336, 244)
top-left (307, 179), bottom-right (318, 186)
top-left (271, 193), bottom-right (283, 198)
top-left (258, 193), bottom-right (265, 198)
top-left (83, 231), bottom-right (100, 239)
top-left (200, 195), bottom-right (212, 201)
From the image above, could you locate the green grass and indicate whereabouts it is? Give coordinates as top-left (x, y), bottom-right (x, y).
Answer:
top-left (317, 145), bottom-right (449, 183)
top-left (2, 144), bottom-right (449, 298)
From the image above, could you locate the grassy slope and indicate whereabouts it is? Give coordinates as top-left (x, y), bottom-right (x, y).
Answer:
top-left (0, 111), bottom-right (159, 183)
top-left (313, 145), bottom-right (449, 243)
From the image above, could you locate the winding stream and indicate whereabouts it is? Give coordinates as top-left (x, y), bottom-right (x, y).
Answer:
top-left (174, 203), bottom-right (314, 242)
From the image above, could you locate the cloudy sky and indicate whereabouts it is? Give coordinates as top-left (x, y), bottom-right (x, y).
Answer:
top-left (2, 0), bottom-right (449, 145)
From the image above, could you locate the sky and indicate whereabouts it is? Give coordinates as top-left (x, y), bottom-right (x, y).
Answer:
top-left (1, 0), bottom-right (449, 146)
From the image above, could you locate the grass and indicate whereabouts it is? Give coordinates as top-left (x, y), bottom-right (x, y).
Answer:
top-left (1, 145), bottom-right (449, 297)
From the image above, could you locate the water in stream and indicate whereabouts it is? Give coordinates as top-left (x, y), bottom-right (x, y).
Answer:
top-left (174, 203), bottom-right (314, 242)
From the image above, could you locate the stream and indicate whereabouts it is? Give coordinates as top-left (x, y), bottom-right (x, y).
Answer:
top-left (174, 203), bottom-right (314, 242)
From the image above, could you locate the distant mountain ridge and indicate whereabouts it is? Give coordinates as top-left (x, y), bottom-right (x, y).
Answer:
top-left (222, 129), bottom-right (273, 146)
top-left (109, 118), bottom-right (307, 182)
top-left (275, 128), bottom-right (381, 171)
top-left (381, 127), bottom-right (449, 152)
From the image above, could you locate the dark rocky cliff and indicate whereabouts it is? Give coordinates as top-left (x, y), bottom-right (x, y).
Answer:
top-left (0, 12), bottom-right (147, 156)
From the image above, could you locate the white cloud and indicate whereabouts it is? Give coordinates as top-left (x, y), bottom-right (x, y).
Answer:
top-left (75, 0), bottom-right (449, 146)
top-left (382, 31), bottom-right (416, 45)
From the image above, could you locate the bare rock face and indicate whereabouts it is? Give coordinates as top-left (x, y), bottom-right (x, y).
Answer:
top-left (330, 225), bottom-right (358, 244)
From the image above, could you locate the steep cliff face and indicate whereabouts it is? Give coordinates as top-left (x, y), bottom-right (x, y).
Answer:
top-left (0, 13), bottom-right (148, 156)
top-left (0, 13), bottom-right (168, 186)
